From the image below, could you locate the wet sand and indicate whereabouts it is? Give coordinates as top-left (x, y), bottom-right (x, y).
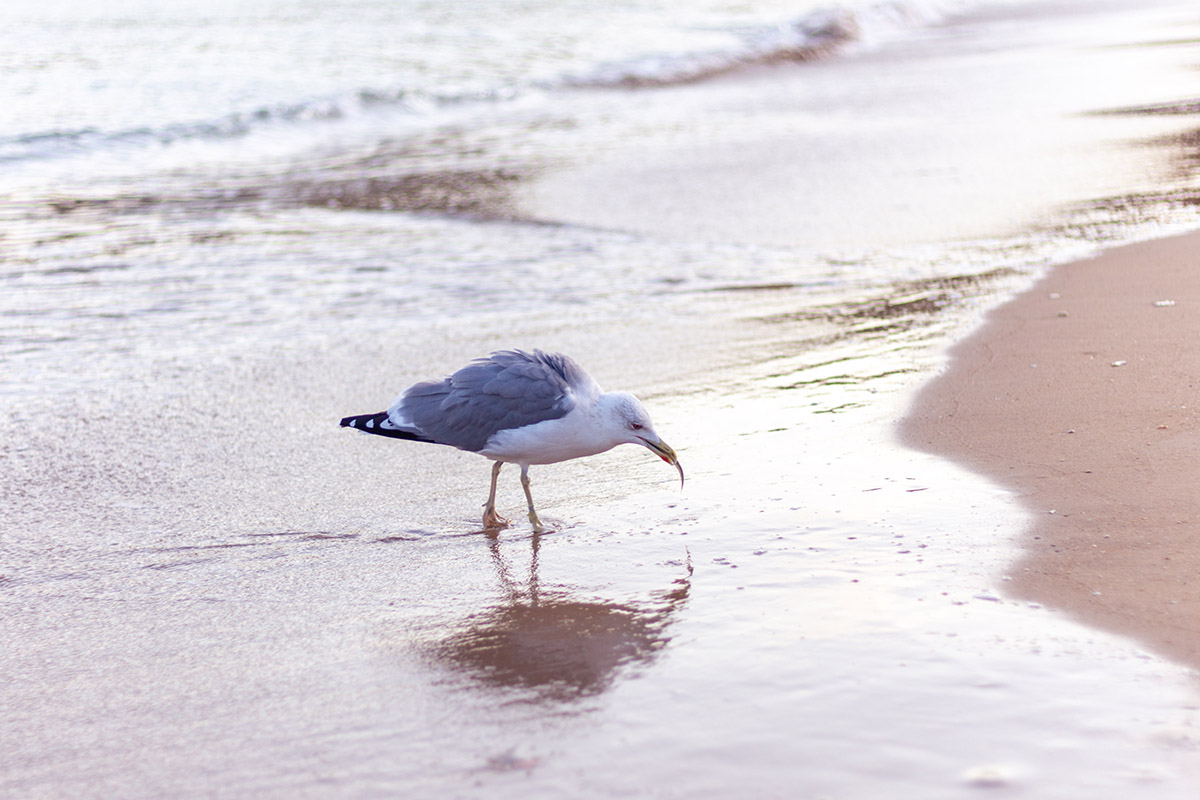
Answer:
top-left (903, 232), bottom-right (1200, 669)
top-left (10, 4), bottom-right (1200, 797)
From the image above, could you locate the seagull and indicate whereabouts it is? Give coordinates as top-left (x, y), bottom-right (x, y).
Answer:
top-left (340, 349), bottom-right (683, 532)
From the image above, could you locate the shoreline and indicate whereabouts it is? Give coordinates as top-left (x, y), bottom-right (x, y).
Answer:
top-left (11, 2), bottom-right (1200, 795)
top-left (902, 231), bottom-right (1200, 670)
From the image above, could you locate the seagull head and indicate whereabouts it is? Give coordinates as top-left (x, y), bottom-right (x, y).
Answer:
top-left (601, 392), bottom-right (684, 488)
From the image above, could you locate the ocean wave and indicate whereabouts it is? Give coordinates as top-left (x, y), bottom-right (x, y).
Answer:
top-left (0, 95), bottom-right (362, 165)
top-left (558, 0), bottom-right (974, 89)
top-left (0, 0), bottom-right (980, 168)
top-left (560, 8), bottom-right (860, 89)
top-left (0, 83), bottom-right (531, 168)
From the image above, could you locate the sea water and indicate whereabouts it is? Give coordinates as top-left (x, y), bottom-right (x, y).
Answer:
top-left (5, 0), bottom-right (1200, 796)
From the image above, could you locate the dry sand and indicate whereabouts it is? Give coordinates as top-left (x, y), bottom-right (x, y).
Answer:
top-left (903, 232), bottom-right (1200, 669)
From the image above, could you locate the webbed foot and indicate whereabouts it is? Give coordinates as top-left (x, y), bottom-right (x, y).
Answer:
top-left (483, 506), bottom-right (510, 531)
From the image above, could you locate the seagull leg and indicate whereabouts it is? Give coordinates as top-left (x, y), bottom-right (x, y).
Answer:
top-left (519, 464), bottom-right (547, 533)
top-left (482, 461), bottom-right (510, 530)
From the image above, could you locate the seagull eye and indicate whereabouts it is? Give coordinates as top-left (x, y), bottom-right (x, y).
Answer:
top-left (630, 422), bottom-right (643, 431)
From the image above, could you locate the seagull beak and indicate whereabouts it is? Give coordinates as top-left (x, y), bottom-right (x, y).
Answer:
top-left (638, 436), bottom-right (684, 488)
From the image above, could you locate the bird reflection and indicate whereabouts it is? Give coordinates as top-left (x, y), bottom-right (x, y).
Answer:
top-left (431, 533), bottom-right (691, 703)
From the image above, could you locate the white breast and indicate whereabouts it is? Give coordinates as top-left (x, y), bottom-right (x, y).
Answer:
top-left (479, 408), bottom-right (621, 465)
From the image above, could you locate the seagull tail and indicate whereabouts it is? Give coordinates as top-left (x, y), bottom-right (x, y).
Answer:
top-left (339, 412), bottom-right (434, 443)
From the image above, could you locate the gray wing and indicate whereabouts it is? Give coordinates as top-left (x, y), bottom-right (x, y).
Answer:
top-left (390, 350), bottom-right (593, 452)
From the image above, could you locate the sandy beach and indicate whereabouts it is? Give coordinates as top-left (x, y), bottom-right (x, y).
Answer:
top-left (8, 1), bottom-right (1200, 797)
top-left (903, 231), bottom-right (1200, 668)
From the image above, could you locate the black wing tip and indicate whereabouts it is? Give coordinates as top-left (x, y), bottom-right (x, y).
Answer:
top-left (340, 412), bottom-right (384, 428)
top-left (340, 411), bottom-right (393, 432)
top-left (340, 412), bottom-right (436, 443)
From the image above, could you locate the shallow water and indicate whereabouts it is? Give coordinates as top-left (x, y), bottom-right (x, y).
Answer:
top-left (6, 0), bottom-right (1200, 797)
top-left (8, 340), bottom-right (1200, 797)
